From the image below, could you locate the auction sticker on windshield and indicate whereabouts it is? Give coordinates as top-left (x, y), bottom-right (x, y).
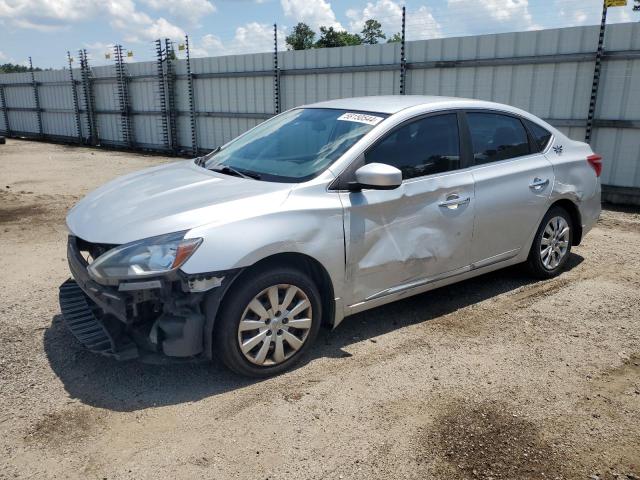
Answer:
top-left (337, 112), bottom-right (384, 126)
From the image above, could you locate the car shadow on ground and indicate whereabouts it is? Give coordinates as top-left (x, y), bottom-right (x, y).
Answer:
top-left (44, 254), bottom-right (584, 412)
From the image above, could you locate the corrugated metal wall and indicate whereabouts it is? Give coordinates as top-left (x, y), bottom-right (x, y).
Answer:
top-left (1, 23), bottom-right (639, 199)
top-left (280, 42), bottom-right (401, 106)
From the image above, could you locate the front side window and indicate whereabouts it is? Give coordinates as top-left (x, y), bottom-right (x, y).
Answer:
top-left (467, 112), bottom-right (530, 164)
top-left (204, 108), bottom-right (387, 182)
top-left (365, 113), bottom-right (461, 180)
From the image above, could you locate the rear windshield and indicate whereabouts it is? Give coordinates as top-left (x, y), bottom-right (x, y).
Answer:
top-left (204, 108), bottom-right (387, 182)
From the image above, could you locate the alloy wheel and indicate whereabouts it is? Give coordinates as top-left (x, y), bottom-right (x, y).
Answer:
top-left (540, 216), bottom-right (570, 270)
top-left (237, 284), bottom-right (313, 366)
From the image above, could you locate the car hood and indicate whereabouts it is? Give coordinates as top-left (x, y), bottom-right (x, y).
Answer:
top-left (66, 160), bottom-right (293, 244)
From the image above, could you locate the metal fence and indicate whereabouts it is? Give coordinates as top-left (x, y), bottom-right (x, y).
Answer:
top-left (1, 22), bottom-right (639, 204)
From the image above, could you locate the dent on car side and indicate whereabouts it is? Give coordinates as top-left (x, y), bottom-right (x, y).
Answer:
top-left (61, 95), bottom-right (600, 370)
top-left (546, 139), bottom-right (601, 238)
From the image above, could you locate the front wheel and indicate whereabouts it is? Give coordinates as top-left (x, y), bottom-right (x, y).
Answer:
top-left (526, 206), bottom-right (573, 279)
top-left (212, 266), bottom-right (322, 377)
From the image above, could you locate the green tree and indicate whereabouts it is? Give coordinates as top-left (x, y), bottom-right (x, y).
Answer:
top-left (0, 63), bottom-right (42, 73)
top-left (315, 26), bottom-right (362, 48)
top-left (339, 30), bottom-right (363, 46)
top-left (361, 19), bottom-right (386, 44)
top-left (286, 22), bottom-right (316, 50)
top-left (387, 32), bottom-right (403, 43)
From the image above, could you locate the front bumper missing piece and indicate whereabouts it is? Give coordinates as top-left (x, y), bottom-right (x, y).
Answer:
top-left (59, 236), bottom-right (229, 362)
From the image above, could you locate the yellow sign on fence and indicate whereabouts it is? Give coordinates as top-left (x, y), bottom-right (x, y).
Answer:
top-left (605, 0), bottom-right (627, 7)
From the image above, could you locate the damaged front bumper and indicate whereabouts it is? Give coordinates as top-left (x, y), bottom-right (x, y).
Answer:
top-left (59, 235), bottom-right (227, 361)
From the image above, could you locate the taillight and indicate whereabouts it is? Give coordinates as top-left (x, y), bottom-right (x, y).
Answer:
top-left (587, 154), bottom-right (602, 177)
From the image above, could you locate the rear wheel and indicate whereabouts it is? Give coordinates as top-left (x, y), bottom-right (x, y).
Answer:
top-left (213, 266), bottom-right (322, 377)
top-left (526, 206), bottom-right (573, 279)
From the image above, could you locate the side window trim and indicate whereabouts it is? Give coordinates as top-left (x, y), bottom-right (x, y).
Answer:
top-left (521, 118), bottom-right (542, 153)
top-left (328, 153), bottom-right (365, 191)
top-left (462, 109), bottom-right (539, 167)
top-left (458, 111), bottom-right (473, 170)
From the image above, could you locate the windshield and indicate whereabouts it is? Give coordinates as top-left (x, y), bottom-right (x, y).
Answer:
top-left (203, 108), bottom-right (387, 182)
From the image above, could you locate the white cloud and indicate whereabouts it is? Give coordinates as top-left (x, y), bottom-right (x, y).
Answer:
top-left (233, 22), bottom-right (282, 52)
top-left (612, 8), bottom-right (632, 23)
top-left (0, 0), bottom-right (185, 43)
top-left (556, 0), bottom-right (634, 27)
top-left (347, 1), bottom-right (441, 41)
top-left (194, 22), bottom-right (285, 57)
top-left (0, 0), bottom-right (90, 22)
top-left (409, 6), bottom-right (443, 40)
top-left (141, 0), bottom-right (216, 24)
top-left (144, 15), bottom-right (187, 42)
top-left (84, 41), bottom-right (114, 53)
top-left (281, 0), bottom-right (342, 30)
top-left (346, 0), bottom-right (400, 37)
top-left (446, 0), bottom-right (537, 33)
top-left (196, 33), bottom-right (224, 56)
top-left (81, 41), bottom-right (115, 66)
top-left (0, 50), bottom-right (6, 60)
top-left (11, 18), bottom-right (70, 31)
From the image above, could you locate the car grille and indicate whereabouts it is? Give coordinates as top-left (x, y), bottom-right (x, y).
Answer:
top-left (59, 279), bottom-right (138, 360)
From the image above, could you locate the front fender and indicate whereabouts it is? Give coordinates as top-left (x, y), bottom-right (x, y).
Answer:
top-left (180, 190), bottom-right (346, 307)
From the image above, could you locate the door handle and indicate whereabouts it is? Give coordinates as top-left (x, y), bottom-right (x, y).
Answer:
top-left (439, 194), bottom-right (471, 209)
top-left (529, 178), bottom-right (549, 190)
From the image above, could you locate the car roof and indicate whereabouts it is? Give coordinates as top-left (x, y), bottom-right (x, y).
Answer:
top-left (302, 95), bottom-right (517, 115)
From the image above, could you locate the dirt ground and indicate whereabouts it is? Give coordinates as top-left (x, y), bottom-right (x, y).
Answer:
top-left (0, 139), bottom-right (639, 480)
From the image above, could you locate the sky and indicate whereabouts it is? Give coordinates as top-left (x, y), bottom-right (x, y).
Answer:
top-left (0, 0), bottom-right (637, 69)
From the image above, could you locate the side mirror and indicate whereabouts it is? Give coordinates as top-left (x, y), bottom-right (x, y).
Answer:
top-left (350, 163), bottom-right (402, 191)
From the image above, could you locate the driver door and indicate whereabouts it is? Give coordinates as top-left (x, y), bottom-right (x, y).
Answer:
top-left (337, 112), bottom-right (475, 308)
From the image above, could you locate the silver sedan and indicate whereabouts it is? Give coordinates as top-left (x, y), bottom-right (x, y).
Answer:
top-left (62, 95), bottom-right (601, 376)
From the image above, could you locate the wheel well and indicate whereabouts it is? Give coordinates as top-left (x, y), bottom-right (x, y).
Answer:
top-left (230, 253), bottom-right (336, 328)
top-left (550, 199), bottom-right (583, 246)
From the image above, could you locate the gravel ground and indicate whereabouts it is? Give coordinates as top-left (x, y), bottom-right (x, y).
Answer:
top-left (1, 139), bottom-right (639, 480)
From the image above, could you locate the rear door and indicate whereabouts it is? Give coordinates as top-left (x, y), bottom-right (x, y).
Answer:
top-left (337, 112), bottom-right (476, 306)
top-left (464, 111), bottom-right (555, 267)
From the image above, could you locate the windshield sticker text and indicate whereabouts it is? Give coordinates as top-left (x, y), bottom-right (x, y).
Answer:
top-left (337, 112), bottom-right (384, 126)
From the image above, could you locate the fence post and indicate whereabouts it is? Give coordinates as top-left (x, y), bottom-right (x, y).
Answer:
top-left (185, 35), bottom-right (199, 157)
top-left (114, 45), bottom-right (134, 148)
top-left (67, 51), bottom-right (82, 143)
top-left (400, 6), bottom-right (407, 95)
top-left (165, 38), bottom-right (178, 155)
top-left (29, 57), bottom-right (43, 138)
top-left (79, 49), bottom-right (97, 145)
top-left (0, 84), bottom-right (10, 137)
top-left (273, 23), bottom-right (281, 115)
top-left (585, 1), bottom-right (608, 144)
top-left (155, 39), bottom-right (170, 151)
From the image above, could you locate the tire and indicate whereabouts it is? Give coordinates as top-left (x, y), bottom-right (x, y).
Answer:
top-left (525, 206), bottom-right (573, 279)
top-left (0, 136), bottom-right (6, 145)
top-left (212, 266), bottom-right (322, 377)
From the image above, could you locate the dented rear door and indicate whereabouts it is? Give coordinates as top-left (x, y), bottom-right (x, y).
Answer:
top-left (340, 170), bottom-right (475, 307)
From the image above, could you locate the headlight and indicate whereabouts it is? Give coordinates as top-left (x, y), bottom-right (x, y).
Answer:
top-left (87, 231), bottom-right (202, 282)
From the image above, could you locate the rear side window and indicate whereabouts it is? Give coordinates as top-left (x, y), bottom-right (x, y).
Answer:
top-left (467, 112), bottom-right (530, 164)
top-left (524, 119), bottom-right (552, 152)
top-left (365, 113), bottom-right (460, 180)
